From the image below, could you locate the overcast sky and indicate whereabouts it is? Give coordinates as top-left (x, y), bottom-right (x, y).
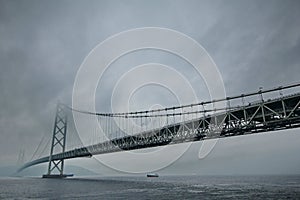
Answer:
top-left (0, 0), bottom-right (300, 175)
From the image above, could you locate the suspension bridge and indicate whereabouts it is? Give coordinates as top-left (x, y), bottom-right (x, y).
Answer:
top-left (18, 82), bottom-right (300, 178)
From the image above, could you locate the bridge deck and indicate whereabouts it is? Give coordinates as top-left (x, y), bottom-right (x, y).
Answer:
top-left (18, 92), bottom-right (300, 172)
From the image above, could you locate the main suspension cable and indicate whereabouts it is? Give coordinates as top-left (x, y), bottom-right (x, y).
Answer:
top-left (64, 82), bottom-right (300, 118)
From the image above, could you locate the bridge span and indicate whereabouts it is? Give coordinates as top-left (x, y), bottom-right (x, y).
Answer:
top-left (18, 83), bottom-right (300, 177)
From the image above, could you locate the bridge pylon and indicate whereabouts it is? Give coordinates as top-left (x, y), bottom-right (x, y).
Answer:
top-left (43, 103), bottom-right (70, 178)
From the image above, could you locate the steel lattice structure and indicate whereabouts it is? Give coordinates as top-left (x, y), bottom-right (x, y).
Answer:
top-left (42, 104), bottom-right (68, 178)
top-left (18, 83), bottom-right (300, 174)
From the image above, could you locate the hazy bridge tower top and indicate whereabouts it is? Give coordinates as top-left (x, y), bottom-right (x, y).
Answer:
top-left (43, 103), bottom-right (69, 178)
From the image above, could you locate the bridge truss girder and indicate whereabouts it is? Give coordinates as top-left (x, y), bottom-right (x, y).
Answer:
top-left (18, 91), bottom-right (300, 172)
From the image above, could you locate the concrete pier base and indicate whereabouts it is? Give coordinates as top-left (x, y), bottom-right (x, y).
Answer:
top-left (42, 174), bottom-right (73, 178)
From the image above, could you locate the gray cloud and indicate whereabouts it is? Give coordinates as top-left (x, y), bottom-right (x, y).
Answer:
top-left (0, 0), bottom-right (299, 175)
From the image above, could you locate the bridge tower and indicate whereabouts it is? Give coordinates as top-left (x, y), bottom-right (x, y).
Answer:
top-left (43, 103), bottom-right (69, 178)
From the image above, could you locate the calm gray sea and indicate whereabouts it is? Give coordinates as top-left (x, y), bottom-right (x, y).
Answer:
top-left (0, 175), bottom-right (300, 199)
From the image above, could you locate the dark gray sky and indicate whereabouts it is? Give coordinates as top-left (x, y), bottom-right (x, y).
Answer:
top-left (0, 0), bottom-right (300, 174)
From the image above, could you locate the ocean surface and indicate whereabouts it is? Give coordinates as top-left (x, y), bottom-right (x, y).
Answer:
top-left (0, 175), bottom-right (300, 199)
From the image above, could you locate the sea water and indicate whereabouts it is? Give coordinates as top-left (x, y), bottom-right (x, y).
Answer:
top-left (0, 175), bottom-right (300, 199)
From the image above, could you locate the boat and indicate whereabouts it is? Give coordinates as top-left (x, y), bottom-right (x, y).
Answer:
top-left (147, 173), bottom-right (159, 177)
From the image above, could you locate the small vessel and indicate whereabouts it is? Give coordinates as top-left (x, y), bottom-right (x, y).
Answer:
top-left (147, 173), bottom-right (159, 178)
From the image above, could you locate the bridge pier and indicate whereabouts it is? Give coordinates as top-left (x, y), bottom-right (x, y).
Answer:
top-left (42, 174), bottom-right (70, 178)
top-left (43, 103), bottom-right (72, 178)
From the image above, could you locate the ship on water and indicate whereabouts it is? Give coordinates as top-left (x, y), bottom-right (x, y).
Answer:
top-left (147, 173), bottom-right (159, 177)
